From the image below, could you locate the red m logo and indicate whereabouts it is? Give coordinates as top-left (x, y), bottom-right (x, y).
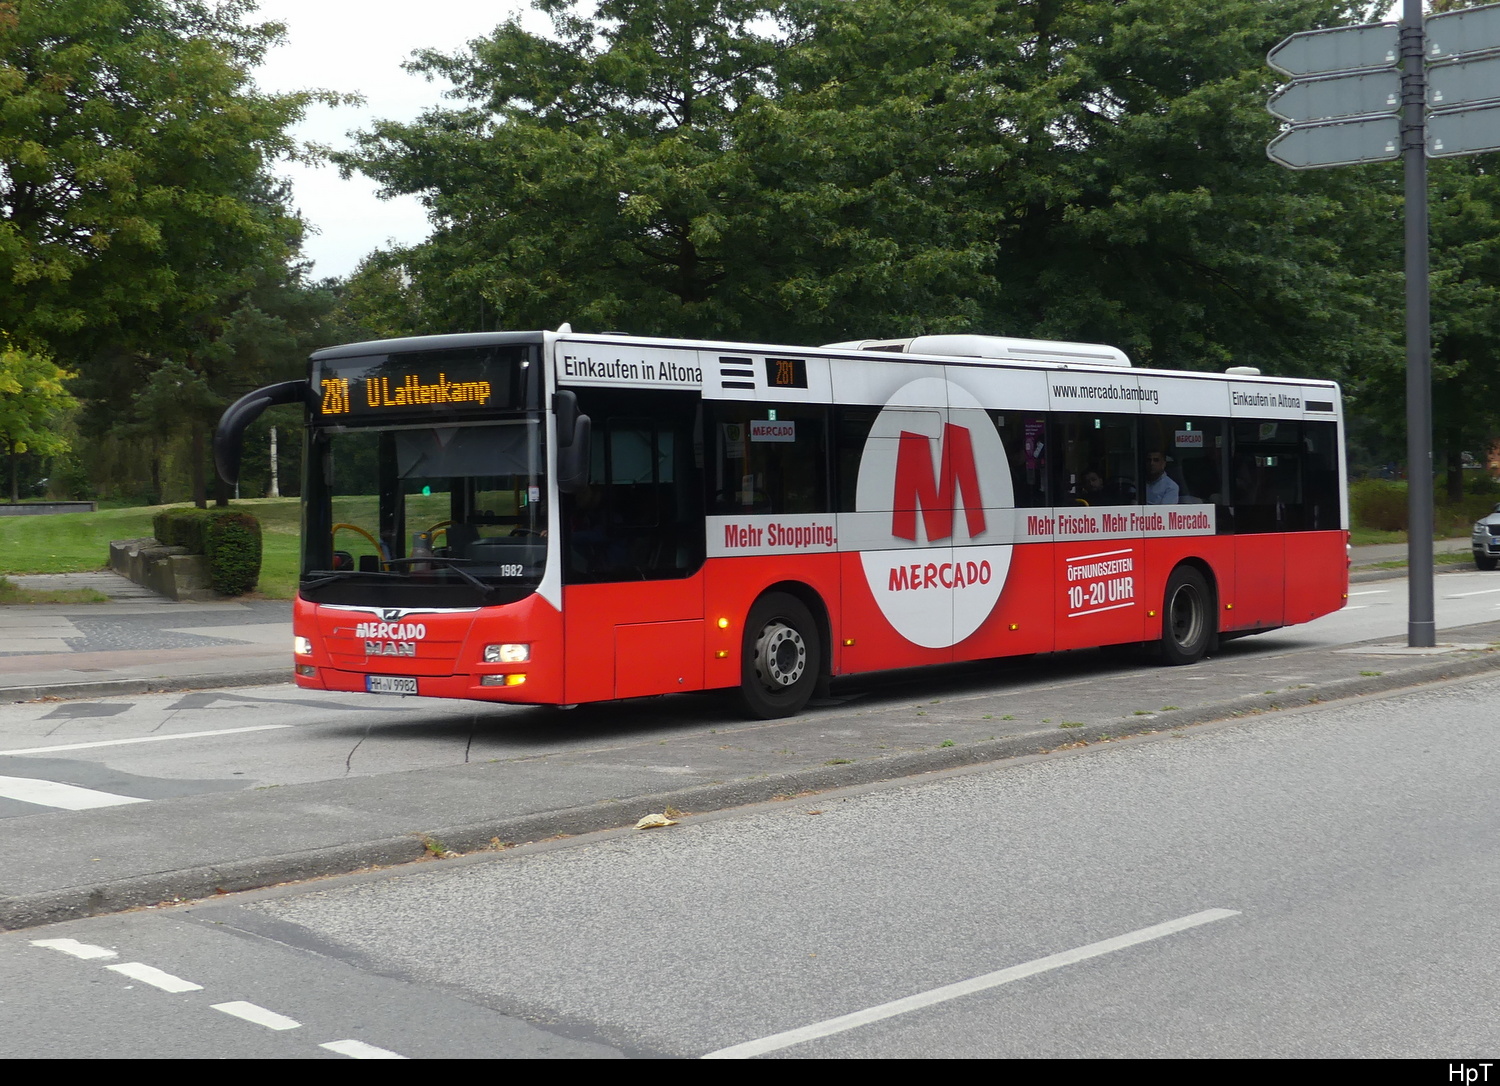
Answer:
top-left (892, 424), bottom-right (987, 542)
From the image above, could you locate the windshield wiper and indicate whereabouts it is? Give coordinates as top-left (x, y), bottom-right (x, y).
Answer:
top-left (384, 556), bottom-right (497, 597)
top-left (302, 569), bottom-right (405, 590)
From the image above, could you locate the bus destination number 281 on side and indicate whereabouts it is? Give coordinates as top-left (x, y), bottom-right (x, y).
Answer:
top-left (214, 328), bottom-right (1347, 719)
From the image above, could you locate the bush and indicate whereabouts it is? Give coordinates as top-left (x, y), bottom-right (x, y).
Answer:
top-left (1350, 478), bottom-right (1500, 535)
top-left (1350, 479), bottom-right (1408, 532)
top-left (152, 506), bottom-right (214, 550)
top-left (151, 506), bottom-right (262, 595)
top-left (204, 511), bottom-right (262, 596)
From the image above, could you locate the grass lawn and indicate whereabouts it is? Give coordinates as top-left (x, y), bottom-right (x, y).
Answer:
top-left (0, 499), bottom-right (302, 600)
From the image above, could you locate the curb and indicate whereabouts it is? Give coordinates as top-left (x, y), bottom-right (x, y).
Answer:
top-left (0, 669), bottom-right (290, 703)
top-left (4, 644), bottom-right (1497, 931)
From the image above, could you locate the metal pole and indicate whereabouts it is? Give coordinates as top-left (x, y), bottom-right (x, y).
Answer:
top-left (1402, 0), bottom-right (1435, 648)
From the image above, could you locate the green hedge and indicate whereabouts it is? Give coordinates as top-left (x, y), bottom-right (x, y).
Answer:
top-left (1350, 478), bottom-right (1500, 535)
top-left (152, 506), bottom-right (262, 596)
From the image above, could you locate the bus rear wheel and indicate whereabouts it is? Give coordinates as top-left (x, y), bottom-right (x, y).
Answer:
top-left (738, 593), bottom-right (821, 719)
top-left (1160, 566), bottom-right (1212, 666)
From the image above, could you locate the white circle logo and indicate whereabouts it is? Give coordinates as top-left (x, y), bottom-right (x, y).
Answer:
top-left (854, 378), bottom-right (1013, 648)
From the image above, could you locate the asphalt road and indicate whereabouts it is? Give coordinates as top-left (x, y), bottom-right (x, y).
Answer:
top-left (6, 668), bottom-right (1499, 1058)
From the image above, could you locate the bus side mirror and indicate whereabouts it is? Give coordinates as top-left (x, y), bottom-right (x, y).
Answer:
top-left (214, 380), bottom-right (313, 486)
top-left (556, 415), bottom-right (591, 494)
top-left (553, 391), bottom-right (591, 494)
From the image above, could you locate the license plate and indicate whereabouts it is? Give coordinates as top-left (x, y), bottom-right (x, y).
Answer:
top-left (366, 675), bottom-right (417, 695)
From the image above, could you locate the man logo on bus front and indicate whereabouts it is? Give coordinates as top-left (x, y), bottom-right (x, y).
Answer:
top-left (855, 377), bottom-right (1013, 649)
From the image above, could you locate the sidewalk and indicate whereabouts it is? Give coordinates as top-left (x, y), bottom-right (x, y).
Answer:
top-left (0, 541), bottom-right (1481, 702)
top-left (0, 571), bottom-right (289, 701)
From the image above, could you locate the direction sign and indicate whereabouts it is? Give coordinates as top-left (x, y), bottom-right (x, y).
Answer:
top-left (1428, 53), bottom-right (1500, 111)
top-left (1428, 101), bottom-right (1500, 158)
top-left (1268, 69), bottom-right (1401, 123)
top-left (1426, 1), bottom-right (1500, 61)
top-left (1267, 22), bottom-right (1399, 77)
top-left (1267, 115), bottom-right (1401, 169)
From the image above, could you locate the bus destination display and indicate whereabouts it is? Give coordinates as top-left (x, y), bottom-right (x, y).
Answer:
top-left (315, 353), bottom-right (511, 418)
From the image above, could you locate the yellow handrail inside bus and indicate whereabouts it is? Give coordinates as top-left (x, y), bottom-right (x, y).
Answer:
top-left (332, 523), bottom-right (388, 570)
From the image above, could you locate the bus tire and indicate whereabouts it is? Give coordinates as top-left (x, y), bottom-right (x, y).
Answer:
top-left (1160, 566), bottom-right (1212, 666)
top-left (738, 592), bottom-right (821, 719)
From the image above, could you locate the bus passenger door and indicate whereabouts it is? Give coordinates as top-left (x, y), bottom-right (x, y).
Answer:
top-left (559, 392), bottom-right (707, 702)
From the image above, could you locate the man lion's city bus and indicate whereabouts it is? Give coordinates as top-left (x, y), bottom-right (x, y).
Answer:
top-left (215, 328), bottom-right (1347, 719)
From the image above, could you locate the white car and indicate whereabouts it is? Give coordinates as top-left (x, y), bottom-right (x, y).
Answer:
top-left (1472, 503), bottom-right (1500, 570)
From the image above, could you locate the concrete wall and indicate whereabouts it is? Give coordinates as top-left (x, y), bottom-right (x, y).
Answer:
top-left (108, 538), bottom-right (216, 602)
top-left (0, 502), bottom-right (98, 516)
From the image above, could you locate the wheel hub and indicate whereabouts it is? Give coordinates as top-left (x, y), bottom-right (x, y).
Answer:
top-left (1169, 585), bottom-right (1202, 647)
top-left (755, 621), bottom-right (806, 689)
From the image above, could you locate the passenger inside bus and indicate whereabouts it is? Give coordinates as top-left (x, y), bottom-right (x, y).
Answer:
top-left (1144, 450), bottom-right (1180, 504)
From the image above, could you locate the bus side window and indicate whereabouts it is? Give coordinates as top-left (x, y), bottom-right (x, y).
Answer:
top-left (992, 413), bottom-right (1049, 507)
top-left (710, 404), bottom-right (828, 515)
top-left (1053, 412), bottom-right (1136, 505)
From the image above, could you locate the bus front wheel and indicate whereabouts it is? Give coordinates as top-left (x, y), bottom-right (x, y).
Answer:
top-left (1160, 566), bottom-right (1213, 666)
top-left (738, 593), bottom-right (821, 719)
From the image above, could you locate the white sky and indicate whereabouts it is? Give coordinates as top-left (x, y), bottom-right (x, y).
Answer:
top-left (250, 1), bottom-right (539, 280)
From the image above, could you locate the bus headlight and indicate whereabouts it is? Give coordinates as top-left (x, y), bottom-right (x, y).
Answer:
top-left (485, 643), bottom-right (530, 663)
top-left (294, 636), bottom-right (313, 655)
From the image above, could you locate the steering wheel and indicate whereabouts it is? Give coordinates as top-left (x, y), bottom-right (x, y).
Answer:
top-left (509, 527), bottom-right (541, 537)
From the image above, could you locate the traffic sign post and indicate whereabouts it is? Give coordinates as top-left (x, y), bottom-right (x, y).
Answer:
top-left (1266, 115), bottom-right (1400, 169)
top-left (1428, 52), bottom-right (1500, 112)
top-left (1425, 2), bottom-right (1500, 60)
top-left (1267, 69), bottom-right (1401, 125)
top-left (1429, 102), bottom-right (1500, 158)
top-left (1267, 22), bottom-right (1399, 77)
top-left (1263, 2), bottom-right (1500, 647)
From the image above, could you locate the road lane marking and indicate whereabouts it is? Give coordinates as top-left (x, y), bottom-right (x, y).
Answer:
top-left (320, 1039), bottom-right (408, 1059)
top-left (701, 908), bottom-right (1240, 1059)
top-left (107, 962), bottom-right (203, 993)
top-left (1, 724), bottom-right (294, 757)
top-left (0, 774), bottom-right (147, 810)
top-left (212, 1001), bottom-right (302, 1031)
top-left (1444, 588), bottom-right (1500, 598)
top-left (30, 938), bottom-right (116, 960)
top-left (1348, 590), bottom-right (1388, 596)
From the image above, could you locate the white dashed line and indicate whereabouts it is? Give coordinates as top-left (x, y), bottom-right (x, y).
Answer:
top-left (2, 725), bottom-right (293, 757)
top-left (30, 938), bottom-right (117, 960)
top-left (212, 1001), bottom-right (302, 1031)
top-left (36, 940), bottom-right (404, 1058)
top-left (107, 962), bottom-right (203, 993)
top-left (320, 1039), bottom-right (408, 1059)
top-left (0, 775), bottom-right (148, 810)
top-left (702, 908), bottom-right (1240, 1059)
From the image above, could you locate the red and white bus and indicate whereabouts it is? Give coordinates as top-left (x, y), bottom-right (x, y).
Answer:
top-left (215, 328), bottom-right (1347, 718)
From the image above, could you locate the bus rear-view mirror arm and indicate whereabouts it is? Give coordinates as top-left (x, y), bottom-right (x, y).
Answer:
top-left (553, 390), bottom-right (591, 494)
top-left (214, 380), bottom-right (315, 486)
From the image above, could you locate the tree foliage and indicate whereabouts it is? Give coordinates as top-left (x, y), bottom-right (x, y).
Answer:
top-left (0, 0), bottom-right (348, 504)
top-left (346, 0), bottom-right (1404, 381)
top-left (0, 340), bottom-right (75, 501)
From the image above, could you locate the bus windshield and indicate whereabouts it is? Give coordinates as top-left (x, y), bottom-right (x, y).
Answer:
top-left (301, 419), bottom-right (546, 607)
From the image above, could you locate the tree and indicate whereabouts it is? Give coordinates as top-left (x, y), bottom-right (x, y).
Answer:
top-left (761, 0), bottom-right (1404, 372)
top-left (346, 0), bottom-right (1407, 384)
top-left (1, 0), bottom-right (350, 503)
top-left (0, 0), bottom-right (340, 357)
top-left (0, 341), bottom-right (75, 502)
top-left (344, 0), bottom-right (799, 339)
